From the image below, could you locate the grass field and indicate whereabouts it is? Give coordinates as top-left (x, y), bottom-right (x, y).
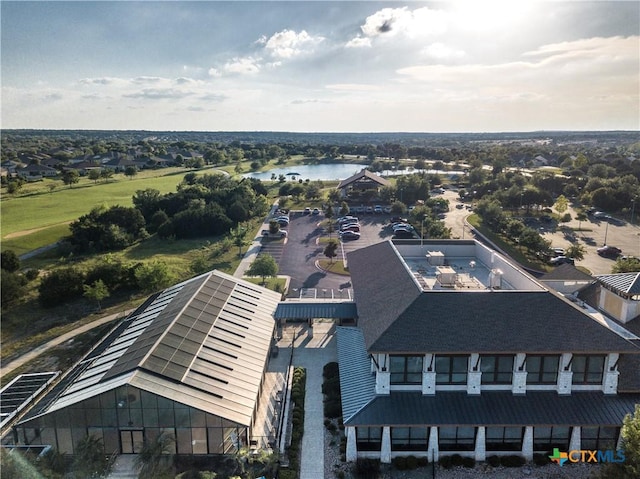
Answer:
top-left (0, 167), bottom-right (218, 254)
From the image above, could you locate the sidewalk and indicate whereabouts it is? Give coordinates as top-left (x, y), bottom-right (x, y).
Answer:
top-left (234, 201), bottom-right (280, 278)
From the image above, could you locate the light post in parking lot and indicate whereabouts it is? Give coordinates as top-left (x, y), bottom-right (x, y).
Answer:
top-left (603, 220), bottom-right (609, 246)
top-left (632, 196), bottom-right (637, 225)
top-left (421, 215), bottom-right (426, 249)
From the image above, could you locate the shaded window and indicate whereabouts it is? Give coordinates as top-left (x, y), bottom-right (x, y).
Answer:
top-left (435, 356), bottom-right (468, 385)
top-left (572, 355), bottom-right (605, 385)
top-left (438, 427), bottom-right (476, 451)
top-left (533, 426), bottom-right (571, 451)
top-left (391, 427), bottom-right (428, 451)
top-left (390, 355), bottom-right (423, 385)
top-left (486, 427), bottom-right (524, 451)
top-left (481, 355), bottom-right (514, 384)
top-left (356, 427), bottom-right (382, 451)
top-left (581, 427), bottom-right (619, 450)
top-left (526, 355), bottom-right (560, 384)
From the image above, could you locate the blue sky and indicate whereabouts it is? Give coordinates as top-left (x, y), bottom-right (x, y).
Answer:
top-left (1, 1), bottom-right (638, 132)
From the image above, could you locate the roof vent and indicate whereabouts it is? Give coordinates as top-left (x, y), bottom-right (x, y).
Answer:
top-left (489, 269), bottom-right (503, 289)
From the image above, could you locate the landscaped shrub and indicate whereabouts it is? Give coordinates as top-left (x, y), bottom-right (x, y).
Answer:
top-left (417, 456), bottom-right (429, 467)
top-left (487, 455), bottom-right (501, 467)
top-left (324, 399), bottom-right (342, 418)
top-left (450, 454), bottom-right (464, 467)
top-left (533, 453), bottom-right (551, 466)
top-left (39, 267), bottom-right (85, 307)
top-left (500, 455), bottom-right (526, 467)
top-left (278, 468), bottom-right (297, 479)
top-left (405, 455), bottom-right (418, 470)
top-left (355, 458), bottom-right (380, 478)
top-left (439, 455), bottom-right (453, 469)
top-left (324, 361), bottom-right (339, 379)
top-left (287, 367), bottom-right (306, 475)
top-left (392, 456), bottom-right (407, 470)
top-left (462, 456), bottom-right (476, 468)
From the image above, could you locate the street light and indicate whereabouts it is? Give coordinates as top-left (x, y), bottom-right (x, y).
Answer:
top-left (631, 196), bottom-right (637, 225)
top-left (603, 221), bottom-right (609, 246)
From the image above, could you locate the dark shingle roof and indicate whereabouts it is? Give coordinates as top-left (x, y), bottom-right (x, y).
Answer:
top-left (540, 263), bottom-right (594, 282)
top-left (344, 391), bottom-right (640, 427)
top-left (347, 241), bottom-right (422, 350)
top-left (597, 272), bottom-right (640, 295)
top-left (617, 354), bottom-right (640, 392)
top-left (337, 169), bottom-right (391, 189)
top-left (348, 241), bottom-right (640, 354)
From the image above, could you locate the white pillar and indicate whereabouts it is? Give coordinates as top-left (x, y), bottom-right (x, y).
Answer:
top-left (423, 354), bottom-right (436, 395)
top-left (427, 427), bottom-right (439, 462)
top-left (381, 427), bottom-right (391, 463)
top-left (569, 427), bottom-right (581, 452)
top-left (522, 426), bottom-right (533, 461)
top-left (558, 353), bottom-right (573, 395)
top-left (346, 427), bottom-right (357, 462)
top-left (603, 353), bottom-right (619, 395)
top-left (513, 353), bottom-right (527, 395)
top-left (475, 427), bottom-right (486, 462)
top-left (468, 353), bottom-right (481, 395)
top-left (376, 370), bottom-right (390, 395)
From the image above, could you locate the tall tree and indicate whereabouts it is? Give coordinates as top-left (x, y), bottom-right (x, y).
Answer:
top-left (62, 170), bottom-right (80, 188)
top-left (83, 280), bottom-right (110, 311)
top-left (324, 240), bottom-right (338, 264)
top-left (247, 254), bottom-right (278, 285)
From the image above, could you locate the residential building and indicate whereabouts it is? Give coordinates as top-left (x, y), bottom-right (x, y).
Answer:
top-left (339, 239), bottom-right (640, 463)
top-left (14, 270), bottom-right (281, 455)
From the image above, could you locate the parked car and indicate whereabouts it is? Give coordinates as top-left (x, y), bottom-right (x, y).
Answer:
top-left (597, 245), bottom-right (622, 258)
top-left (374, 205), bottom-right (383, 213)
top-left (393, 223), bottom-right (413, 231)
top-left (303, 207), bottom-right (311, 215)
top-left (383, 206), bottom-right (392, 214)
top-left (340, 224), bottom-right (360, 233)
top-left (262, 229), bottom-right (287, 238)
top-left (456, 204), bottom-right (464, 209)
top-left (552, 247), bottom-right (565, 257)
top-left (391, 216), bottom-right (408, 224)
top-left (393, 230), bottom-right (415, 239)
top-left (337, 215), bottom-right (358, 223)
top-left (276, 218), bottom-right (289, 227)
top-left (312, 208), bottom-right (320, 215)
top-left (365, 206), bottom-right (374, 214)
top-left (339, 230), bottom-right (361, 240)
top-left (550, 256), bottom-right (574, 266)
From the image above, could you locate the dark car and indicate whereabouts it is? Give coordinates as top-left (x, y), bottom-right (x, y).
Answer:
top-left (393, 230), bottom-right (416, 239)
top-left (550, 256), bottom-right (575, 266)
top-left (597, 245), bottom-right (622, 258)
top-left (339, 230), bottom-right (361, 241)
top-left (391, 216), bottom-right (408, 224)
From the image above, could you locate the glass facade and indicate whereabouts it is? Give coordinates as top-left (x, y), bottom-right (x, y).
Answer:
top-left (438, 427), bottom-right (476, 451)
top-left (480, 355), bottom-right (514, 384)
top-left (391, 427), bottom-right (428, 451)
top-left (581, 427), bottom-right (620, 450)
top-left (485, 427), bottom-right (524, 451)
top-left (533, 426), bottom-right (571, 451)
top-left (572, 355), bottom-right (605, 385)
top-left (526, 355), bottom-right (560, 384)
top-left (356, 427), bottom-right (382, 451)
top-left (435, 356), bottom-right (468, 385)
top-left (390, 355), bottom-right (423, 385)
top-left (16, 385), bottom-right (247, 455)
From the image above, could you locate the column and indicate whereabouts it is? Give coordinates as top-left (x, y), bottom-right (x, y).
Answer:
top-left (569, 427), bottom-right (581, 452)
top-left (423, 354), bottom-right (436, 395)
top-left (468, 353), bottom-right (481, 395)
top-left (346, 427), bottom-right (357, 462)
top-left (603, 353), bottom-right (619, 395)
top-left (381, 427), bottom-right (391, 463)
top-left (474, 427), bottom-right (486, 462)
top-left (521, 426), bottom-right (533, 461)
top-left (427, 427), bottom-right (439, 463)
top-left (557, 353), bottom-right (573, 395)
top-left (512, 353), bottom-right (527, 395)
top-left (376, 370), bottom-right (390, 395)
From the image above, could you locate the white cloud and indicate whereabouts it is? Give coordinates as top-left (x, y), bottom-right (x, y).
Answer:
top-left (359, 6), bottom-right (448, 40)
top-left (123, 88), bottom-right (193, 100)
top-left (345, 36), bottom-right (371, 49)
top-left (222, 56), bottom-right (261, 75)
top-left (325, 83), bottom-right (382, 92)
top-left (208, 68), bottom-right (222, 78)
top-left (260, 29), bottom-right (324, 59)
top-left (422, 43), bottom-right (465, 60)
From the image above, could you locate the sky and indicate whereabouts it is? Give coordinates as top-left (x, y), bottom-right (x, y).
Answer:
top-left (1, 1), bottom-right (639, 133)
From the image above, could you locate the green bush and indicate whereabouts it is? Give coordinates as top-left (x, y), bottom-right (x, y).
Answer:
top-left (278, 469), bottom-right (297, 479)
top-left (462, 456), bottom-right (476, 468)
top-left (392, 456), bottom-right (407, 470)
top-left (533, 453), bottom-right (551, 466)
top-left (439, 455), bottom-right (453, 469)
top-left (355, 458), bottom-right (380, 478)
top-left (324, 361), bottom-right (339, 379)
top-left (500, 455), bottom-right (525, 467)
top-left (417, 456), bottom-right (429, 467)
top-left (487, 455), bottom-right (501, 467)
top-left (324, 399), bottom-right (342, 418)
top-left (405, 455), bottom-right (418, 470)
top-left (451, 454), bottom-right (464, 467)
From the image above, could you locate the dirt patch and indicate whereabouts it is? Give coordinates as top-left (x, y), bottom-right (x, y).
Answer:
top-left (4, 222), bottom-right (70, 239)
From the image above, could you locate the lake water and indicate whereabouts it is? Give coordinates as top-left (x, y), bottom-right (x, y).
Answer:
top-left (243, 163), bottom-right (464, 181)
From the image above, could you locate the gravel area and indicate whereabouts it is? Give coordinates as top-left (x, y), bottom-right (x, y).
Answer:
top-left (323, 423), bottom-right (601, 479)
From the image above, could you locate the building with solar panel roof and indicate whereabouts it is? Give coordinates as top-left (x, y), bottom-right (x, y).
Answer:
top-left (14, 270), bottom-right (281, 456)
top-left (339, 239), bottom-right (640, 464)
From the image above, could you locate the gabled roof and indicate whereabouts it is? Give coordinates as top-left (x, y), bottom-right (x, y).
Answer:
top-left (596, 272), bottom-right (640, 296)
top-left (25, 270), bottom-right (281, 427)
top-left (337, 169), bottom-right (391, 189)
top-left (337, 327), bottom-right (376, 422)
top-left (540, 263), bottom-right (594, 282)
top-left (347, 241), bottom-right (640, 354)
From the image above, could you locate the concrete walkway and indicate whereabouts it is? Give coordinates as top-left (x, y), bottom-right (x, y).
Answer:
top-left (106, 454), bottom-right (138, 479)
top-left (0, 310), bottom-right (131, 378)
top-left (291, 322), bottom-right (337, 479)
top-left (234, 201), bottom-right (281, 278)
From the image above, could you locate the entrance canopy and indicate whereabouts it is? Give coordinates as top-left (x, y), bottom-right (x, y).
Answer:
top-left (274, 302), bottom-right (357, 320)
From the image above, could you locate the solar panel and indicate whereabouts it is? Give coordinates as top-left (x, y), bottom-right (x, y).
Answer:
top-left (0, 372), bottom-right (59, 428)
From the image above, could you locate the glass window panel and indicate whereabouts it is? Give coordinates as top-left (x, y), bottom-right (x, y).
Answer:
top-left (160, 428), bottom-right (177, 454)
top-left (206, 414), bottom-right (222, 428)
top-left (452, 357), bottom-right (468, 371)
top-left (411, 427), bottom-right (428, 440)
top-left (208, 428), bottom-right (223, 454)
top-left (393, 427), bottom-right (410, 440)
top-left (103, 428), bottom-right (119, 455)
top-left (439, 427), bottom-right (456, 440)
top-left (486, 427), bottom-right (503, 440)
top-left (57, 428), bottom-right (73, 454)
top-left (192, 428), bottom-right (207, 454)
top-left (86, 409), bottom-right (102, 426)
top-left (176, 429), bottom-right (192, 454)
top-left (129, 408), bottom-right (143, 427)
top-left (144, 408), bottom-right (158, 427)
top-left (175, 408), bottom-right (190, 427)
top-left (407, 356), bottom-right (423, 373)
top-left (505, 427), bottom-right (523, 439)
top-left (141, 391), bottom-right (157, 409)
top-left (191, 408), bottom-right (206, 428)
top-left (435, 357), bottom-right (450, 373)
top-left (389, 356), bottom-right (405, 373)
top-left (390, 372), bottom-right (404, 384)
top-left (158, 409), bottom-right (175, 427)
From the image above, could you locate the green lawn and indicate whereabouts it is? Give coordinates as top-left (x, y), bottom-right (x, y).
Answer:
top-left (1, 167), bottom-right (217, 253)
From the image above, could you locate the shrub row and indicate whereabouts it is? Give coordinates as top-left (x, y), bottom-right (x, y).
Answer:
top-left (392, 455), bottom-right (429, 470)
top-left (322, 362), bottom-right (342, 419)
top-left (438, 454), bottom-right (475, 469)
top-left (354, 458), bottom-right (380, 478)
top-left (486, 454), bottom-right (526, 468)
top-left (287, 367), bottom-right (306, 474)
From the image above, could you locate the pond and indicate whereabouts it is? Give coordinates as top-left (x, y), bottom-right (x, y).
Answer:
top-left (243, 163), bottom-right (465, 181)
